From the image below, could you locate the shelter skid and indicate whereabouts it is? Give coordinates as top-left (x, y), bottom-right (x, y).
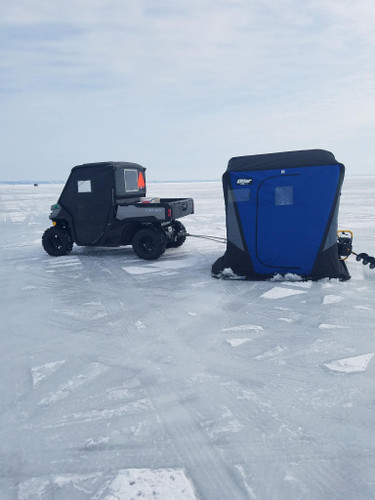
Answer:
top-left (212, 149), bottom-right (350, 281)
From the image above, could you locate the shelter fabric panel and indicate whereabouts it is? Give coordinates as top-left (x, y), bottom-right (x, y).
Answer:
top-left (251, 166), bottom-right (340, 274)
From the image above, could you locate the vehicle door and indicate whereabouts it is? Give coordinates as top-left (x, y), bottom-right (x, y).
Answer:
top-left (62, 166), bottom-right (114, 245)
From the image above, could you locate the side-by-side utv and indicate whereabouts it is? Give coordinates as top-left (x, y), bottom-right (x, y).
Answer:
top-left (42, 161), bottom-right (194, 260)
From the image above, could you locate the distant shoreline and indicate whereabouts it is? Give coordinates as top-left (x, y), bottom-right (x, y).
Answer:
top-left (0, 175), bottom-right (373, 185)
top-left (0, 179), bottom-right (221, 185)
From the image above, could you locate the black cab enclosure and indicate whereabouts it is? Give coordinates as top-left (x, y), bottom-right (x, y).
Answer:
top-left (42, 161), bottom-right (194, 260)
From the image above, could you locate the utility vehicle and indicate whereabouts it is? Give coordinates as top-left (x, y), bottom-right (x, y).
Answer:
top-left (42, 161), bottom-right (194, 260)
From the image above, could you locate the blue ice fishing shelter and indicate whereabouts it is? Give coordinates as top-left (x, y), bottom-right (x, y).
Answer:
top-left (212, 149), bottom-right (350, 280)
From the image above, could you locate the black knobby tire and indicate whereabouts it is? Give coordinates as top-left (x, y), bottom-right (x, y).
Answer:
top-left (42, 227), bottom-right (73, 256)
top-left (132, 227), bottom-right (167, 260)
top-left (167, 221), bottom-right (187, 249)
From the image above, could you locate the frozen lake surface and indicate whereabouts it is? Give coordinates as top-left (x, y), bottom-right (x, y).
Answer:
top-left (1, 177), bottom-right (375, 499)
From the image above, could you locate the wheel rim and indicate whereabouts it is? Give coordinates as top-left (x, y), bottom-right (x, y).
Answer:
top-left (51, 234), bottom-right (63, 251)
top-left (140, 235), bottom-right (155, 254)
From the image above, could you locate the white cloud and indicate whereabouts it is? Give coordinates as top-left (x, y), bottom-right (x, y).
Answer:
top-left (0, 0), bottom-right (374, 180)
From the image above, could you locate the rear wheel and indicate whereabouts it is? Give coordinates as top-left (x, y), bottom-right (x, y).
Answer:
top-left (132, 227), bottom-right (167, 260)
top-left (42, 227), bottom-right (73, 256)
top-left (167, 221), bottom-right (187, 248)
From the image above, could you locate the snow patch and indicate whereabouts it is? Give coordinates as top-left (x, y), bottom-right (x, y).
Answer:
top-left (152, 259), bottom-right (193, 270)
top-left (354, 305), bottom-right (372, 310)
top-left (324, 353), bottom-right (374, 373)
top-left (38, 362), bottom-right (108, 406)
top-left (323, 294), bottom-right (343, 305)
top-left (122, 265), bottom-right (160, 275)
top-left (31, 360), bottom-right (66, 387)
top-left (106, 385), bottom-right (130, 401)
top-left (255, 345), bottom-right (286, 360)
top-left (18, 477), bottom-right (49, 500)
top-left (214, 267), bottom-right (244, 279)
top-left (47, 399), bottom-right (153, 427)
top-left (235, 465), bottom-right (257, 499)
top-left (261, 287), bottom-right (307, 299)
top-left (135, 320), bottom-right (146, 330)
top-left (58, 308), bottom-right (107, 320)
top-left (123, 259), bottom-right (192, 276)
top-left (319, 324), bottom-right (349, 330)
top-left (206, 406), bottom-right (244, 438)
top-left (101, 468), bottom-right (197, 500)
top-left (190, 281), bottom-right (208, 288)
top-left (227, 338), bottom-right (252, 347)
top-left (84, 436), bottom-right (109, 450)
top-left (18, 474), bottom-right (102, 500)
top-left (277, 317), bottom-right (294, 323)
top-left (284, 472), bottom-right (298, 482)
top-left (222, 324), bottom-right (263, 332)
top-left (48, 259), bottom-right (82, 268)
top-left (270, 273), bottom-right (304, 282)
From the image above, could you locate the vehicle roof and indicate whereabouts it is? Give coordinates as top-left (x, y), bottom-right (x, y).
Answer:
top-left (72, 161), bottom-right (146, 172)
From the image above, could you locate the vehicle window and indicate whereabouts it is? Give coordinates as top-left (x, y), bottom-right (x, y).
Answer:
top-left (77, 180), bottom-right (92, 193)
top-left (124, 169), bottom-right (139, 192)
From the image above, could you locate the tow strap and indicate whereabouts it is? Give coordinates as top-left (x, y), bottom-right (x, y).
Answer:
top-left (186, 233), bottom-right (227, 244)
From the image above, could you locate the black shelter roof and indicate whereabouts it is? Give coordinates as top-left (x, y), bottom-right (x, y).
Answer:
top-left (227, 149), bottom-right (340, 172)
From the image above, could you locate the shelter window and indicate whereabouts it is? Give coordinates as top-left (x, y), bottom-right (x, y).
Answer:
top-left (124, 169), bottom-right (139, 192)
top-left (275, 185), bottom-right (293, 206)
top-left (230, 189), bottom-right (251, 202)
top-left (77, 180), bottom-right (92, 193)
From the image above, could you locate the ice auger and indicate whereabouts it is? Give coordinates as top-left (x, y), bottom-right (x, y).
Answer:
top-left (338, 230), bottom-right (375, 269)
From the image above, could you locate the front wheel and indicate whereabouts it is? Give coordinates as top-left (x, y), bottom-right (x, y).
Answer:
top-left (132, 227), bottom-right (167, 260)
top-left (42, 227), bottom-right (73, 256)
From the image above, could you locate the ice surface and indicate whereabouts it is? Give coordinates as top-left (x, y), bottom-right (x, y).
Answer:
top-left (1, 179), bottom-right (375, 499)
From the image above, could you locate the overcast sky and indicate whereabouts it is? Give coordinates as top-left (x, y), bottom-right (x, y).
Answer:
top-left (1, 0), bottom-right (374, 181)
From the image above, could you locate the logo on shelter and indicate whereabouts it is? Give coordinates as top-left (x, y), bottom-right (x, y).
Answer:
top-left (236, 178), bottom-right (253, 185)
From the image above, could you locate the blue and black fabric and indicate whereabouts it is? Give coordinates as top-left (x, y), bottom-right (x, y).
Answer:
top-left (212, 149), bottom-right (350, 280)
